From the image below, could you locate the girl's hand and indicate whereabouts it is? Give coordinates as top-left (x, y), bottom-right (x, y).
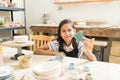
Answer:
top-left (56, 52), bottom-right (66, 56)
top-left (48, 51), bottom-right (66, 56)
top-left (82, 38), bottom-right (90, 51)
top-left (80, 38), bottom-right (97, 61)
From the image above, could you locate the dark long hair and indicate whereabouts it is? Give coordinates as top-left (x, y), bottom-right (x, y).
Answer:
top-left (57, 19), bottom-right (78, 51)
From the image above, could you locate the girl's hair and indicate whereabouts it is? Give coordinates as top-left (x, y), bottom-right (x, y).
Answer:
top-left (57, 19), bottom-right (78, 51)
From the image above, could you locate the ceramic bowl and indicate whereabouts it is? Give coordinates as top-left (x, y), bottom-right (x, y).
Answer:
top-left (33, 61), bottom-right (61, 76)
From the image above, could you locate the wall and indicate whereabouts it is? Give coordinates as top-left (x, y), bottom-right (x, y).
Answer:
top-left (26, 0), bottom-right (120, 33)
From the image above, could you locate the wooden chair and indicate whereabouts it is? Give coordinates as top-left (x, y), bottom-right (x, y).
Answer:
top-left (29, 35), bottom-right (54, 51)
top-left (79, 38), bottom-right (95, 59)
top-left (90, 38), bottom-right (95, 52)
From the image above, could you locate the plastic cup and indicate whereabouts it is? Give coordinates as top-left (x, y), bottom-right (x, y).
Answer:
top-left (18, 55), bottom-right (32, 68)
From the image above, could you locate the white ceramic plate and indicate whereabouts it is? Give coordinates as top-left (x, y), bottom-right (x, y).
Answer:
top-left (14, 35), bottom-right (28, 43)
top-left (14, 40), bottom-right (28, 44)
top-left (0, 66), bottom-right (13, 79)
top-left (33, 61), bottom-right (61, 76)
top-left (33, 71), bottom-right (60, 80)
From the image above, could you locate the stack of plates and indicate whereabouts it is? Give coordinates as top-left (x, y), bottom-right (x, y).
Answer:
top-left (0, 66), bottom-right (13, 80)
top-left (14, 35), bottom-right (28, 43)
top-left (33, 61), bottom-right (62, 80)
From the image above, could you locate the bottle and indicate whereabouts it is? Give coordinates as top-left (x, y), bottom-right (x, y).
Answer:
top-left (0, 41), bottom-right (3, 66)
top-left (85, 73), bottom-right (93, 80)
top-left (68, 63), bottom-right (78, 79)
top-left (69, 63), bottom-right (75, 71)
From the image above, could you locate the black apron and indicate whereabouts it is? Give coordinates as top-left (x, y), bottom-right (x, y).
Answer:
top-left (59, 48), bottom-right (78, 58)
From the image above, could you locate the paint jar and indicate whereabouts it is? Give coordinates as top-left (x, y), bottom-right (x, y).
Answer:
top-left (85, 73), bottom-right (93, 80)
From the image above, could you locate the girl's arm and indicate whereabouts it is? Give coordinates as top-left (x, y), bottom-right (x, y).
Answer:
top-left (82, 39), bottom-right (97, 61)
top-left (84, 49), bottom-right (97, 61)
top-left (34, 44), bottom-right (66, 56)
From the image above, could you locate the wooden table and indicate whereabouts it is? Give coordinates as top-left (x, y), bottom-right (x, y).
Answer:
top-left (30, 24), bottom-right (58, 35)
top-left (30, 24), bottom-right (120, 38)
top-left (2, 47), bottom-right (120, 80)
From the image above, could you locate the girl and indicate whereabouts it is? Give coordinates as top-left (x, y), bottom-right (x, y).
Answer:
top-left (34, 19), bottom-right (96, 61)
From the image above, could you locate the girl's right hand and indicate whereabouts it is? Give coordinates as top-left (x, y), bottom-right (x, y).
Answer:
top-left (56, 52), bottom-right (66, 56)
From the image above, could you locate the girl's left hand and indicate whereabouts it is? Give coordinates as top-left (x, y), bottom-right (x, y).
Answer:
top-left (82, 38), bottom-right (90, 51)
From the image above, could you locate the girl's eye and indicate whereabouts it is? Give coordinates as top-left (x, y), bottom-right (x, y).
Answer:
top-left (68, 29), bottom-right (71, 32)
top-left (61, 30), bottom-right (65, 32)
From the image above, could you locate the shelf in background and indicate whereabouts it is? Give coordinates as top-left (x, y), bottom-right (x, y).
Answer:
top-left (0, 26), bottom-right (25, 31)
top-left (54, 0), bottom-right (113, 4)
top-left (0, 6), bottom-right (24, 11)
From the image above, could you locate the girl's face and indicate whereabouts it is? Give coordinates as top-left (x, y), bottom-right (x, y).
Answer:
top-left (60, 23), bottom-right (75, 44)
